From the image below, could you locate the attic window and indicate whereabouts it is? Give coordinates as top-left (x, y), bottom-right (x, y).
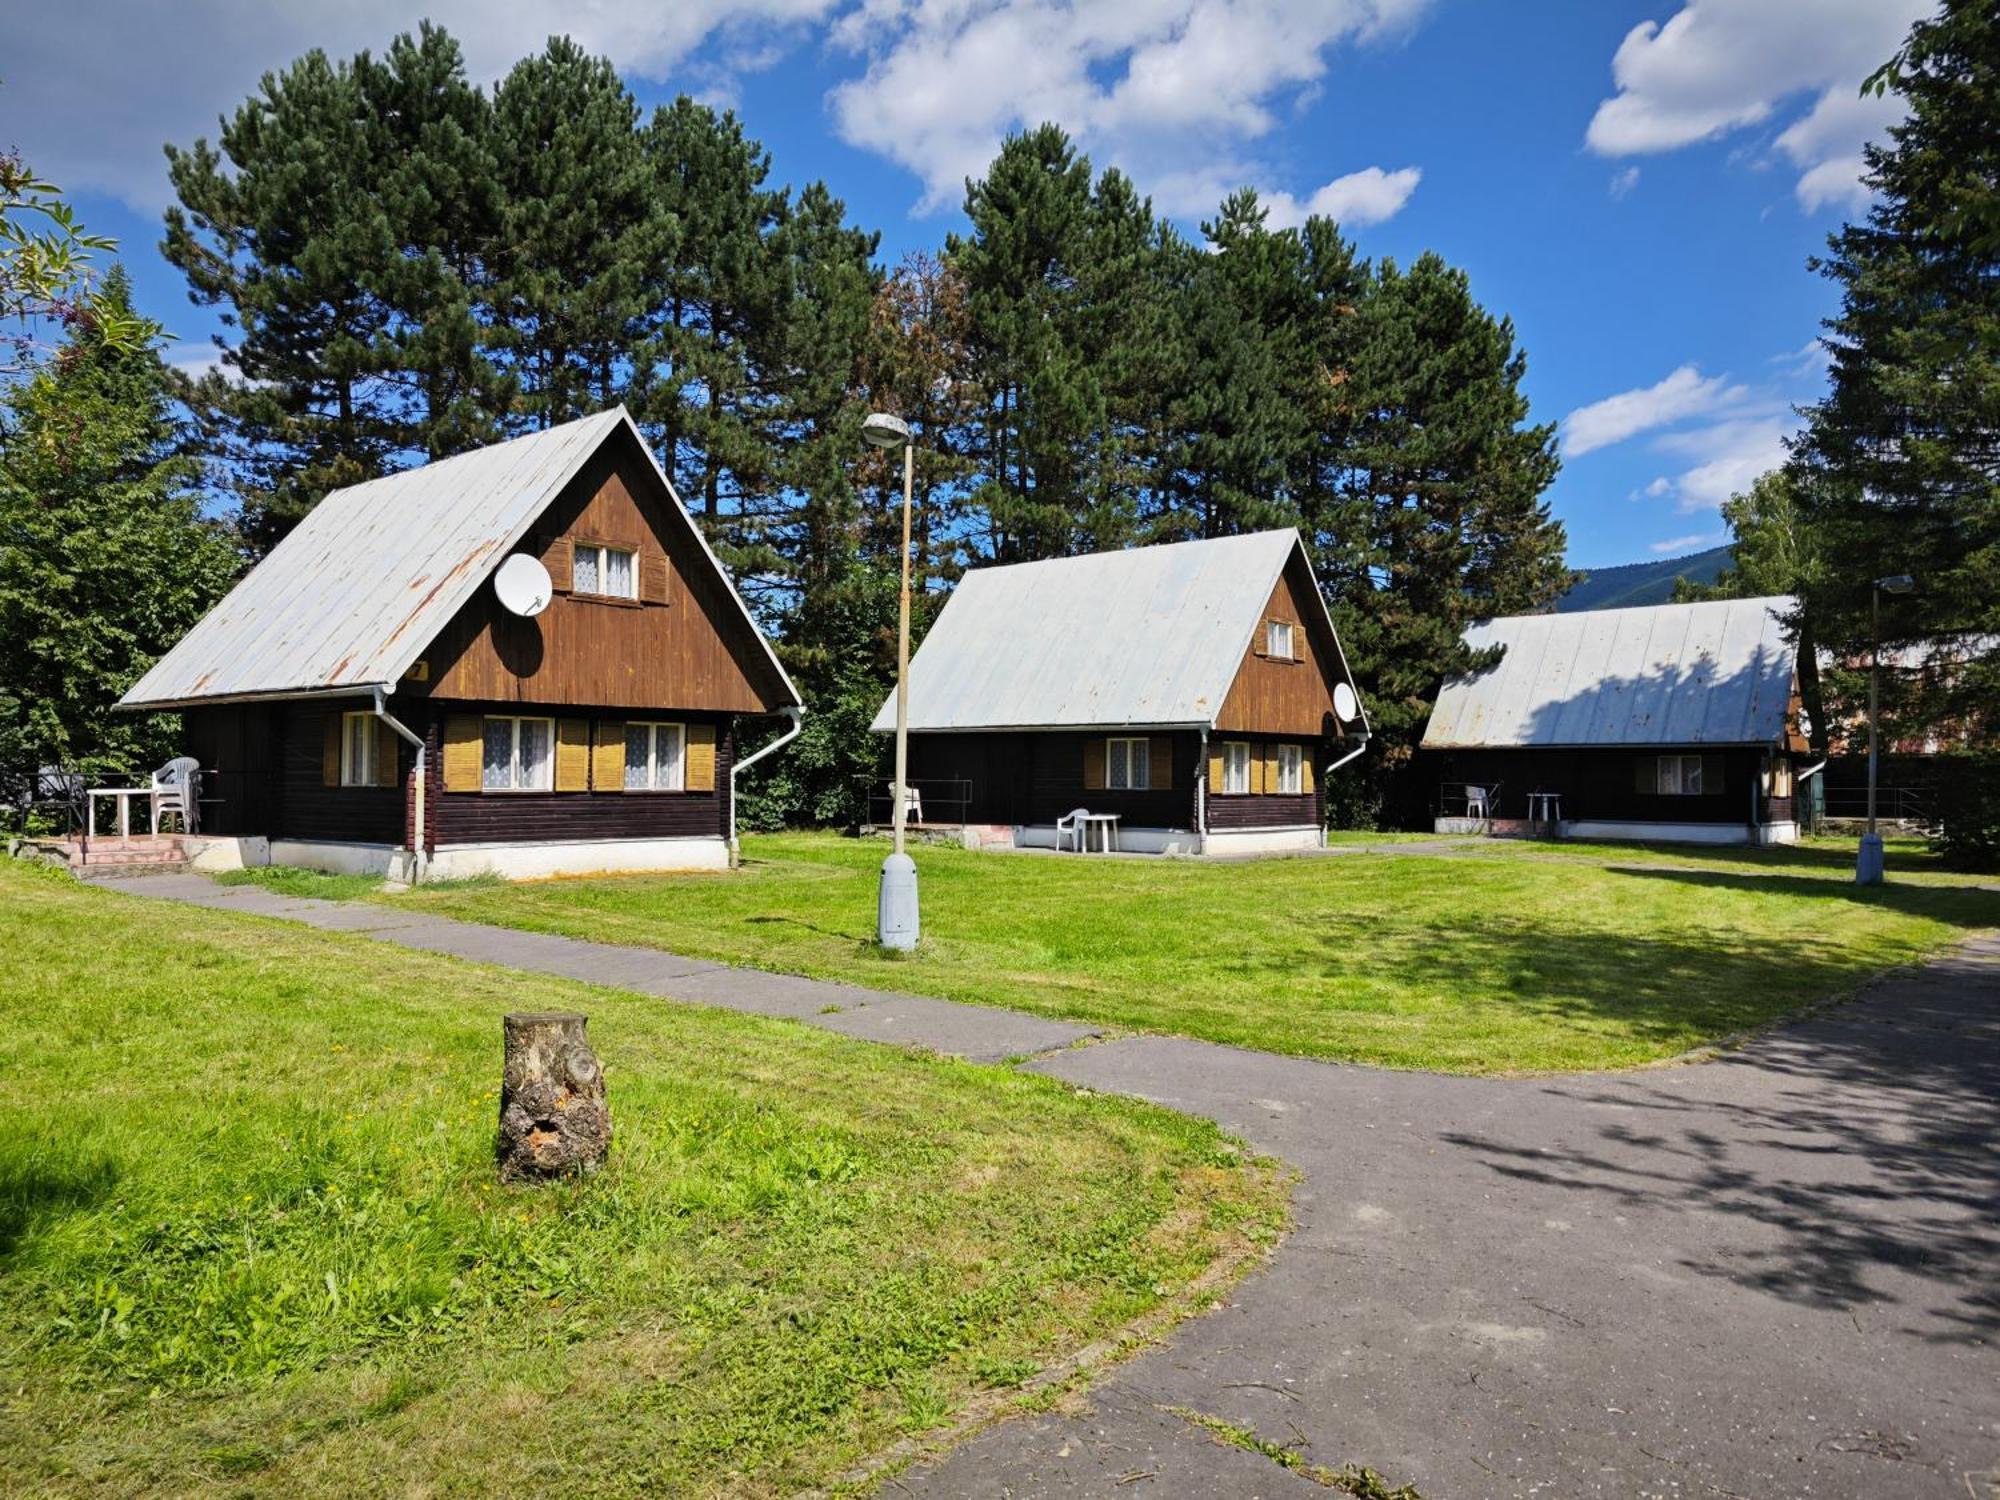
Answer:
top-left (574, 543), bottom-right (636, 600)
top-left (1266, 620), bottom-right (1295, 660)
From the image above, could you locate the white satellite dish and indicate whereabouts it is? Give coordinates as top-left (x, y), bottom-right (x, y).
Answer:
top-left (1333, 681), bottom-right (1359, 723)
top-left (494, 553), bottom-right (552, 617)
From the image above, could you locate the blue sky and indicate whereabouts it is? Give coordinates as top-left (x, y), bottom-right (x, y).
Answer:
top-left (8, 0), bottom-right (1926, 571)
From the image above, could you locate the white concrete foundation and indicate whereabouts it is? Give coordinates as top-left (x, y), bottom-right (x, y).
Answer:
top-left (1015, 824), bottom-right (1203, 855)
top-left (183, 835), bottom-right (270, 872)
top-left (426, 836), bottom-right (732, 880)
top-left (1201, 825), bottom-right (1326, 856)
top-left (1556, 820), bottom-right (1799, 847)
top-left (1011, 823), bottom-right (1324, 856)
top-left (258, 836), bottom-right (730, 882)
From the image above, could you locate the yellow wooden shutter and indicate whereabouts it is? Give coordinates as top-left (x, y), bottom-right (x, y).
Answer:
top-left (593, 721), bottom-right (626, 792)
top-left (1254, 743), bottom-right (1273, 795)
top-left (375, 720), bottom-right (400, 788)
top-left (539, 535), bottom-right (573, 592)
top-left (1208, 744), bottom-right (1225, 794)
top-left (686, 723), bottom-right (717, 791)
top-left (442, 715), bottom-right (483, 791)
top-left (322, 715), bottom-right (342, 788)
top-left (1302, 751), bottom-right (1315, 795)
top-left (1083, 739), bottom-right (1106, 791)
top-left (1149, 736), bottom-right (1172, 791)
top-left (640, 552), bottom-right (670, 605)
top-left (555, 719), bottom-right (590, 792)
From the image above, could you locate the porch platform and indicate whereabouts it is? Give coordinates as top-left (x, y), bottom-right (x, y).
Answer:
top-left (24, 834), bottom-right (193, 875)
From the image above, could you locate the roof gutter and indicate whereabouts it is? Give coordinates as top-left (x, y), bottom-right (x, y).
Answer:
top-left (115, 683), bottom-right (386, 713)
top-left (370, 686), bottom-right (428, 883)
top-left (729, 706), bottom-right (806, 862)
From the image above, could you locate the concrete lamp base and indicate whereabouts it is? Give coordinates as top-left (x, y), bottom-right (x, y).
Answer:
top-left (878, 851), bottom-right (920, 951)
top-left (1856, 831), bottom-right (1886, 886)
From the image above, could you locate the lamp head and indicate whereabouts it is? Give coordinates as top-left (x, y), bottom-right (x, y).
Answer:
top-left (861, 412), bottom-right (912, 449)
top-left (1877, 574), bottom-right (1916, 594)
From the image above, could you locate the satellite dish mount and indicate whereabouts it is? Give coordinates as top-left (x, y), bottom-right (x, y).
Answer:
top-left (494, 553), bottom-right (552, 618)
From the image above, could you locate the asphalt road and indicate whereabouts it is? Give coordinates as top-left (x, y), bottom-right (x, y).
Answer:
top-left (119, 874), bottom-right (2000, 1498)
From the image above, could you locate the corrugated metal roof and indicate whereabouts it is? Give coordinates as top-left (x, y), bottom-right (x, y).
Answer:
top-left (1420, 595), bottom-right (1800, 749)
top-left (121, 407), bottom-right (799, 710)
top-left (870, 529), bottom-right (1365, 733)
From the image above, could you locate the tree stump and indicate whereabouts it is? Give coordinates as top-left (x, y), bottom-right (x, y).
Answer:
top-left (496, 1012), bottom-right (611, 1181)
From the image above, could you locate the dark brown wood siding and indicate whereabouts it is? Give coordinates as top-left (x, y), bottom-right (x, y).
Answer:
top-left (415, 426), bottom-right (787, 714)
top-left (181, 702), bottom-right (282, 836)
top-left (1423, 746), bottom-right (1778, 826)
top-left (276, 703), bottom-right (406, 844)
top-left (418, 699), bottom-right (733, 848)
top-left (908, 731), bottom-right (1202, 828)
top-left (1216, 549), bottom-right (1358, 738)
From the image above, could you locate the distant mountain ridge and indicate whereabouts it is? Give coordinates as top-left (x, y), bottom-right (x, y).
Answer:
top-left (1555, 544), bottom-right (1733, 613)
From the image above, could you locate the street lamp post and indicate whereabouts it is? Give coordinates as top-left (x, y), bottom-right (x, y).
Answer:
top-left (1856, 573), bottom-right (1915, 886)
top-left (863, 411), bottom-right (920, 949)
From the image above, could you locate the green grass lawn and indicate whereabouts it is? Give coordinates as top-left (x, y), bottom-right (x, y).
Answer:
top-left (0, 862), bottom-right (1282, 1496)
top-left (386, 832), bottom-right (2000, 1073)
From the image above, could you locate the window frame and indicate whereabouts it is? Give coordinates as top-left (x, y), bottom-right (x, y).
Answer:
top-left (572, 541), bottom-right (639, 601)
top-left (481, 715), bottom-right (556, 793)
top-left (1104, 736), bottom-right (1150, 792)
top-left (1654, 753), bottom-right (1705, 797)
top-left (623, 720), bottom-right (687, 792)
top-left (1222, 740), bottom-right (1252, 795)
top-left (339, 711), bottom-right (377, 787)
top-left (1276, 743), bottom-right (1304, 795)
top-left (1265, 619), bottom-right (1296, 661)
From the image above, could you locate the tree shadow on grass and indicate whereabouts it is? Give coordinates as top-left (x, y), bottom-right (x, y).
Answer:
top-left (1600, 863), bottom-right (2000, 926)
top-left (1438, 938), bottom-right (2000, 1341)
top-left (0, 1150), bottom-right (120, 1262)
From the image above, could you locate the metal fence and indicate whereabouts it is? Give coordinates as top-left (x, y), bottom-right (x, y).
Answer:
top-left (1819, 785), bottom-right (1932, 826)
top-left (855, 777), bottom-right (974, 832)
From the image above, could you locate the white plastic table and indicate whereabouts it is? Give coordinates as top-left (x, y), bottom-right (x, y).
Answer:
top-left (1527, 791), bottom-right (1562, 826)
top-left (88, 787), bottom-right (152, 839)
top-left (1076, 812), bottom-right (1121, 852)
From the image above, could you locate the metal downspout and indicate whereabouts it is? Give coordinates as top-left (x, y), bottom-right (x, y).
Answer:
top-left (1323, 736), bottom-right (1369, 847)
top-left (1196, 726), bottom-right (1208, 856)
top-left (371, 686), bottom-right (427, 884)
top-left (728, 706), bottom-right (806, 862)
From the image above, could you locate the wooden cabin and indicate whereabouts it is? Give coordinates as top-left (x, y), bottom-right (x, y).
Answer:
top-left (872, 530), bottom-right (1369, 855)
top-left (1419, 595), bottom-right (1809, 845)
top-left (118, 409), bottom-right (801, 881)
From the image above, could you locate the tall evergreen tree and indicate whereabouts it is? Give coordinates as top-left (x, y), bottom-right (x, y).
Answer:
top-left (487, 39), bottom-right (659, 429)
top-left (1794, 0), bottom-right (2000, 744)
top-left (1326, 253), bottom-right (1570, 813)
top-left (0, 269), bottom-right (240, 805)
top-left (949, 126), bottom-right (1160, 561)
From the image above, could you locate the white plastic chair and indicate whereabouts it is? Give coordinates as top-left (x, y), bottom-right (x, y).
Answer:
top-left (1055, 807), bottom-right (1089, 853)
top-left (886, 782), bottom-right (923, 824)
top-left (1464, 785), bottom-right (1490, 821)
top-left (150, 757), bottom-right (201, 835)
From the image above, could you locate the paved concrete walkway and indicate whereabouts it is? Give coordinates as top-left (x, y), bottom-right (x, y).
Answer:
top-left (112, 874), bottom-right (2000, 1498)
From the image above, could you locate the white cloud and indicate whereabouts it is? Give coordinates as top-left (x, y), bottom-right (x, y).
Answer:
top-left (1650, 531), bottom-right (1724, 555)
top-left (1584, 0), bottom-right (1928, 212)
top-left (5, 0), bottom-right (839, 210)
top-left (164, 343), bottom-right (229, 380)
top-left (1643, 476), bottom-right (1673, 499)
top-left (1608, 165), bottom-right (1640, 200)
top-left (1562, 364), bottom-right (1744, 458)
top-left (1651, 416), bottom-right (1792, 512)
top-left (828, 0), bottom-right (1433, 216)
top-left (1260, 166), bottom-right (1421, 230)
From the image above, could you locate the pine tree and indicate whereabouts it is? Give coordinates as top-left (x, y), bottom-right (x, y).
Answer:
top-left (487, 39), bottom-right (659, 430)
top-left (950, 126), bottom-right (1142, 561)
top-left (1794, 0), bottom-right (2000, 745)
top-left (1329, 253), bottom-right (1569, 814)
top-left (0, 269), bottom-right (240, 805)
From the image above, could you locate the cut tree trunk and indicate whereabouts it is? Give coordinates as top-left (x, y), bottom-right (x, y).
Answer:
top-left (496, 1011), bottom-right (611, 1181)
